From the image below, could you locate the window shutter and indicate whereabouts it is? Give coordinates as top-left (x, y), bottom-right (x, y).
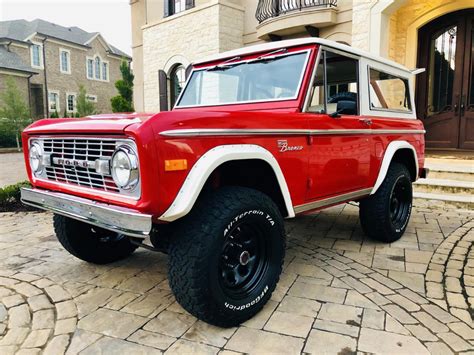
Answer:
top-left (164, 0), bottom-right (170, 17)
top-left (158, 70), bottom-right (169, 111)
top-left (185, 0), bottom-right (194, 10)
top-left (185, 64), bottom-right (193, 80)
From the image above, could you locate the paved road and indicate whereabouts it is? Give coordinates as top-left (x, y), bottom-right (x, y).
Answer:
top-left (0, 202), bottom-right (472, 354)
top-left (0, 153), bottom-right (27, 187)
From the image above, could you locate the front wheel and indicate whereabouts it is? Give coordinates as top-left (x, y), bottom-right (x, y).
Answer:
top-left (359, 163), bottom-right (413, 243)
top-left (168, 187), bottom-right (285, 327)
top-left (53, 215), bottom-right (138, 264)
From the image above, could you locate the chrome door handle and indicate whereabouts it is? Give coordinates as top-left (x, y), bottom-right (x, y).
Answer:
top-left (359, 118), bottom-right (372, 126)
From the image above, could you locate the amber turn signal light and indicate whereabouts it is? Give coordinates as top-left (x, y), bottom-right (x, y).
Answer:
top-left (165, 159), bottom-right (188, 171)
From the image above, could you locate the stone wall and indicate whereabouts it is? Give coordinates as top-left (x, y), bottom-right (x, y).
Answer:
top-left (351, 0), bottom-right (372, 51)
top-left (142, 0), bottom-right (244, 112)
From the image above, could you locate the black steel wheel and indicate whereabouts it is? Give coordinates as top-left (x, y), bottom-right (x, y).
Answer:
top-left (389, 175), bottom-right (412, 230)
top-left (359, 163), bottom-right (413, 243)
top-left (219, 221), bottom-right (268, 299)
top-left (168, 186), bottom-right (285, 327)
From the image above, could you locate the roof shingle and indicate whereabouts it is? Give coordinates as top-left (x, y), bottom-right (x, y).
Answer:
top-left (0, 46), bottom-right (36, 73)
top-left (0, 19), bottom-right (130, 58)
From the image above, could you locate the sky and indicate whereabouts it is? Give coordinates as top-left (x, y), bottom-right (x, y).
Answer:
top-left (0, 0), bottom-right (132, 55)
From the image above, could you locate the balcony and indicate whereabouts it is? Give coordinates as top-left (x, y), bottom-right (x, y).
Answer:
top-left (255, 0), bottom-right (338, 40)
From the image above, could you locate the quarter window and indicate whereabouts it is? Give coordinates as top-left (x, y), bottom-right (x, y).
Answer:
top-left (60, 50), bottom-right (70, 73)
top-left (31, 44), bottom-right (42, 68)
top-left (308, 50), bottom-right (359, 115)
top-left (369, 68), bottom-right (411, 112)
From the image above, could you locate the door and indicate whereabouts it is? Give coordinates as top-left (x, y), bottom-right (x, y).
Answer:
top-left (416, 10), bottom-right (474, 149)
top-left (305, 49), bottom-right (371, 201)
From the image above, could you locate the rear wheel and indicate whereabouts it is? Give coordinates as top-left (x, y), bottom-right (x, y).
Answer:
top-left (53, 215), bottom-right (138, 264)
top-left (168, 187), bottom-right (285, 327)
top-left (359, 163), bottom-right (413, 243)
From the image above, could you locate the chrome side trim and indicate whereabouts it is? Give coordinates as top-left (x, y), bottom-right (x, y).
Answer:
top-left (294, 188), bottom-right (372, 214)
top-left (160, 128), bottom-right (426, 137)
top-left (20, 188), bottom-right (151, 238)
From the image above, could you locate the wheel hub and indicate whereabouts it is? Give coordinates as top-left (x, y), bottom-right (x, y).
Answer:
top-left (219, 222), bottom-right (267, 298)
top-left (239, 251), bottom-right (250, 266)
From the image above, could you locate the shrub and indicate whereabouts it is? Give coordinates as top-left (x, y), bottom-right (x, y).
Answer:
top-left (111, 61), bottom-right (134, 112)
top-left (0, 181), bottom-right (33, 212)
top-left (77, 85), bottom-right (97, 116)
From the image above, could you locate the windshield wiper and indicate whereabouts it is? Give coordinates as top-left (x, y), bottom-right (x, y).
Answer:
top-left (246, 48), bottom-right (288, 64)
top-left (206, 56), bottom-right (241, 71)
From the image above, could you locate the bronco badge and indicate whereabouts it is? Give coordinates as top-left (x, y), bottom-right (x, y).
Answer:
top-left (277, 140), bottom-right (303, 152)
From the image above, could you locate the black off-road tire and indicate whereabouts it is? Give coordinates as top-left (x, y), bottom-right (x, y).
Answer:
top-left (168, 186), bottom-right (285, 327)
top-left (53, 215), bottom-right (138, 264)
top-left (359, 163), bottom-right (413, 243)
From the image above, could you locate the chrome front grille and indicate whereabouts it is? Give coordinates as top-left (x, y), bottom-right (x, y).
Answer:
top-left (30, 137), bottom-right (140, 199)
top-left (42, 138), bottom-right (119, 193)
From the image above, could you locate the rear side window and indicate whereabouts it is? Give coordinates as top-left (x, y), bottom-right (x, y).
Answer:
top-left (369, 68), bottom-right (412, 112)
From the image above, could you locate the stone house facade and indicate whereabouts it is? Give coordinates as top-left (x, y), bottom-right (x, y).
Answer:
top-left (131, 0), bottom-right (474, 150)
top-left (0, 19), bottom-right (131, 119)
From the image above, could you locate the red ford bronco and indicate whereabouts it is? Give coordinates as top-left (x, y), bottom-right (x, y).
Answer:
top-left (21, 38), bottom-right (427, 327)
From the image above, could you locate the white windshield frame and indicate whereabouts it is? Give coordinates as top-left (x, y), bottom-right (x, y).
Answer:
top-left (174, 49), bottom-right (311, 109)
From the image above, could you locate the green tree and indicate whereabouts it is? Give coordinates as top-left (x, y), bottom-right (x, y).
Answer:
top-left (0, 78), bottom-right (31, 150)
top-left (111, 61), bottom-right (134, 112)
top-left (76, 85), bottom-right (97, 117)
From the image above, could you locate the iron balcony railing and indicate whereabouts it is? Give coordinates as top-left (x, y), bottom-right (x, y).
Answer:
top-left (256, 0), bottom-right (338, 23)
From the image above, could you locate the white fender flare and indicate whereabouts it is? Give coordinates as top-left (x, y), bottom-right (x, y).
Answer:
top-left (158, 144), bottom-right (295, 222)
top-left (371, 140), bottom-right (419, 195)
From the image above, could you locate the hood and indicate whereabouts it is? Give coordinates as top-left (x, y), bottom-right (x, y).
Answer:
top-left (23, 113), bottom-right (156, 135)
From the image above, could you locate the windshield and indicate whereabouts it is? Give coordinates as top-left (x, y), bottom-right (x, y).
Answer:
top-left (176, 51), bottom-right (309, 107)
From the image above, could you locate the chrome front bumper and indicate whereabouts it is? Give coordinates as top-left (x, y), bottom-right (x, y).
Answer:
top-left (20, 188), bottom-right (152, 238)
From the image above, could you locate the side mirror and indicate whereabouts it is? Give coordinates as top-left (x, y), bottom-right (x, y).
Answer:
top-left (329, 111), bottom-right (342, 118)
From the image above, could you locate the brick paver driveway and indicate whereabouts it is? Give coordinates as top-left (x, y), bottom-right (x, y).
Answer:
top-left (0, 202), bottom-right (473, 354)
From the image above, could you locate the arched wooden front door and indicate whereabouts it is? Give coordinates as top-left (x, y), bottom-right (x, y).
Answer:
top-left (416, 9), bottom-right (474, 150)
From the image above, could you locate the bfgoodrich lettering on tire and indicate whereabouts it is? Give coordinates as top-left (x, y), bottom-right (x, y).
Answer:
top-left (168, 186), bottom-right (285, 327)
top-left (359, 162), bottom-right (413, 243)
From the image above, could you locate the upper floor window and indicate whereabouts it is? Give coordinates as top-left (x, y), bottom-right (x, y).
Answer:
top-left (308, 50), bottom-right (359, 115)
top-left (369, 68), bottom-right (412, 112)
top-left (102, 62), bottom-right (108, 81)
top-left (87, 59), bottom-right (94, 79)
top-left (86, 55), bottom-right (108, 81)
top-left (95, 57), bottom-right (101, 80)
top-left (60, 49), bottom-right (71, 74)
top-left (31, 43), bottom-right (43, 68)
top-left (165, 0), bottom-right (194, 17)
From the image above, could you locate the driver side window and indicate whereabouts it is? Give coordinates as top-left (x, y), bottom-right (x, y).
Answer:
top-left (308, 50), bottom-right (359, 115)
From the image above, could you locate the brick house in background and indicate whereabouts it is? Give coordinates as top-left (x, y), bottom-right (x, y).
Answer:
top-left (0, 19), bottom-right (131, 118)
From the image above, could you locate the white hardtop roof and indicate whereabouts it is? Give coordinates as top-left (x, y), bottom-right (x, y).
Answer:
top-left (193, 37), bottom-right (414, 74)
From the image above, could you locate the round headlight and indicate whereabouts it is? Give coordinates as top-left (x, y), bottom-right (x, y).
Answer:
top-left (111, 145), bottom-right (139, 190)
top-left (29, 142), bottom-right (43, 174)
